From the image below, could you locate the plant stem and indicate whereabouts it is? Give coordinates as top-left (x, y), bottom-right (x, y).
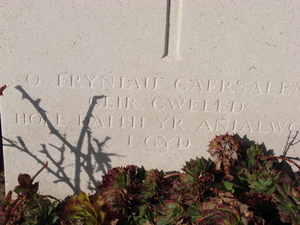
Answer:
top-left (31, 161), bottom-right (48, 182)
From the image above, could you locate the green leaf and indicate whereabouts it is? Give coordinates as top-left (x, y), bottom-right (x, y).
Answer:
top-left (266, 185), bottom-right (276, 194)
top-left (222, 180), bottom-right (234, 193)
top-left (276, 184), bottom-right (287, 197)
top-left (14, 186), bottom-right (31, 196)
top-left (185, 204), bottom-right (201, 221)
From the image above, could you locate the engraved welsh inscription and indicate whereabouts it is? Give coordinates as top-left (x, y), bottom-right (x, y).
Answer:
top-left (15, 73), bottom-right (300, 147)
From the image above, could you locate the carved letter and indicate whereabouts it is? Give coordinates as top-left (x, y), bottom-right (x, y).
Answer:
top-left (293, 83), bottom-right (300, 95)
top-left (85, 75), bottom-right (98, 88)
top-left (172, 118), bottom-right (184, 130)
top-left (169, 98), bottom-right (185, 109)
top-left (26, 74), bottom-right (41, 86)
top-left (92, 116), bottom-right (105, 127)
top-left (257, 121), bottom-right (267, 133)
top-left (190, 80), bottom-right (204, 92)
top-left (248, 82), bottom-right (261, 94)
top-left (133, 117), bottom-right (145, 129)
top-left (216, 100), bottom-right (228, 112)
top-left (266, 82), bottom-right (276, 94)
top-left (203, 100), bottom-right (212, 112)
top-left (175, 79), bottom-right (186, 91)
top-left (56, 114), bottom-right (66, 127)
top-left (207, 80), bottom-right (218, 93)
top-left (220, 80), bottom-right (232, 93)
top-left (239, 121), bottom-right (253, 132)
top-left (271, 122), bottom-right (288, 133)
top-left (127, 78), bottom-right (141, 89)
top-left (29, 114), bottom-right (44, 125)
top-left (145, 136), bottom-right (157, 148)
top-left (157, 117), bottom-right (170, 129)
top-left (78, 115), bottom-right (85, 126)
top-left (126, 135), bottom-right (133, 147)
top-left (178, 137), bottom-right (190, 149)
top-left (280, 82), bottom-right (292, 95)
top-left (126, 97), bottom-right (138, 110)
top-left (215, 119), bottom-right (229, 131)
top-left (232, 101), bottom-right (244, 113)
top-left (58, 72), bottom-right (68, 87)
top-left (16, 113), bottom-right (28, 125)
top-left (197, 119), bottom-right (212, 131)
top-left (161, 136), bottom-right (174, 148)
top-left (144, 77), bottom-right (163, 90)
top-left (71, 75), bottom-right (83, 88)
top-left (152, 98), bottom-right (165, 110)
top-left (289, 123), bottom-right (299, 133)
top-left (189, 99), bottom-right (201, 111)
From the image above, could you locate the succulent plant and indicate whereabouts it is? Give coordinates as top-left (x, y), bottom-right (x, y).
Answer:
top-left (140, 169), bottom-right (165, 200)
top-left (63, 190), bottom-right (105, 225)
top-left (155, 198), bottom-right (182, 224)
top-left (128, 204), bottom-right (157, 225)
top-left (182, 157), bottom-right (214, 182)
top-left (273, 173), bottom-right (300, 224)
top-left (155, 175), bottom-right (203, 224)
top-left (127, 169), bottom-right (165, 224)
top-left (96, 165), bottom-right (145, 220)
top-left (0, 191), bottom-right (24, 224)
top-left (240, 160), bottom-right (284, 195)
top-left (207, 133), bottom-right (242, 180)
top-left (198, 203), bottom-right (247, 225)
top-left (156, 197), bottom-right (194, 225)
top-left (198, 192), bottom-right (254, 225)
top-left (2, 133), bottom-right (300, 224)
top-left (0, 162), bottom-right (60, 225)
top-left (14, 173), bottom-right (39, 199)
top-left (23, 200), bottom-right (59, 225)
top-left (239, 144), bottom-right (263, 170)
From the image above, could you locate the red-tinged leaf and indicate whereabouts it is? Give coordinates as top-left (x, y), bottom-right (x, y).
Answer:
top-left (199, 209), bottom-right (239, 225)
top-left (278, 204), bottom-right (292, 223)
top-left (0, 85), bottom-right (6, 96)
top-left (17, 174), bottom-right (32, 188)
top-left (291, 187), bottom-right (300, 201)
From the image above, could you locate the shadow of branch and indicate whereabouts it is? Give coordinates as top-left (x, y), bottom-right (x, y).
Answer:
top-left (3, 85), bottom-right (125, 194)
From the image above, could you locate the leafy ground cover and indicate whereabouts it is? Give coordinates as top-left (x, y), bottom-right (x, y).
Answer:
top-left (0, 133), bottom-right (299, 225)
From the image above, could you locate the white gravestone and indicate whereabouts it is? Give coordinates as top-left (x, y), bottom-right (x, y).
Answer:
top-left (1, 1), bottom-right (299, 198)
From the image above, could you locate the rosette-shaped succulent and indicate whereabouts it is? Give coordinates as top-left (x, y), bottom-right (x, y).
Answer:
top-left (63, 191), bottom-right (105, 225)
top-left (198, 192), bottom-right (256, 225)
top-left (198, 204), bottom-right (246, 225)
top-left (182, 157), bottom-right (214, 182)
top-left (241, 160), bottom-right (284, 195)
top-left (273, 173), bottom-right (300, 224)
top-left (155, 197), bottom-right (202, 224)
top-left (140, 169), bottom-right (165, 200)
top-left (207, 133), bottom-right (242, 180)
top-left (96, 165), bottom-right (145, 219)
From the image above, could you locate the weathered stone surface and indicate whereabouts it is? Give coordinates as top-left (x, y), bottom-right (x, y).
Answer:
top-left (1, 1), bottom-right (299, 198)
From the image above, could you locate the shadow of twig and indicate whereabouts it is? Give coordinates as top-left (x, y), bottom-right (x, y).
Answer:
top-left (3, 86), bottom-right (124, 193)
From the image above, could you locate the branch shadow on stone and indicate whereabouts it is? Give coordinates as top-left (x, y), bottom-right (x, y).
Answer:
top-left (3, 85), bottom-right (124, 194)
top-left (237, 133), bottom-right (300, 175)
